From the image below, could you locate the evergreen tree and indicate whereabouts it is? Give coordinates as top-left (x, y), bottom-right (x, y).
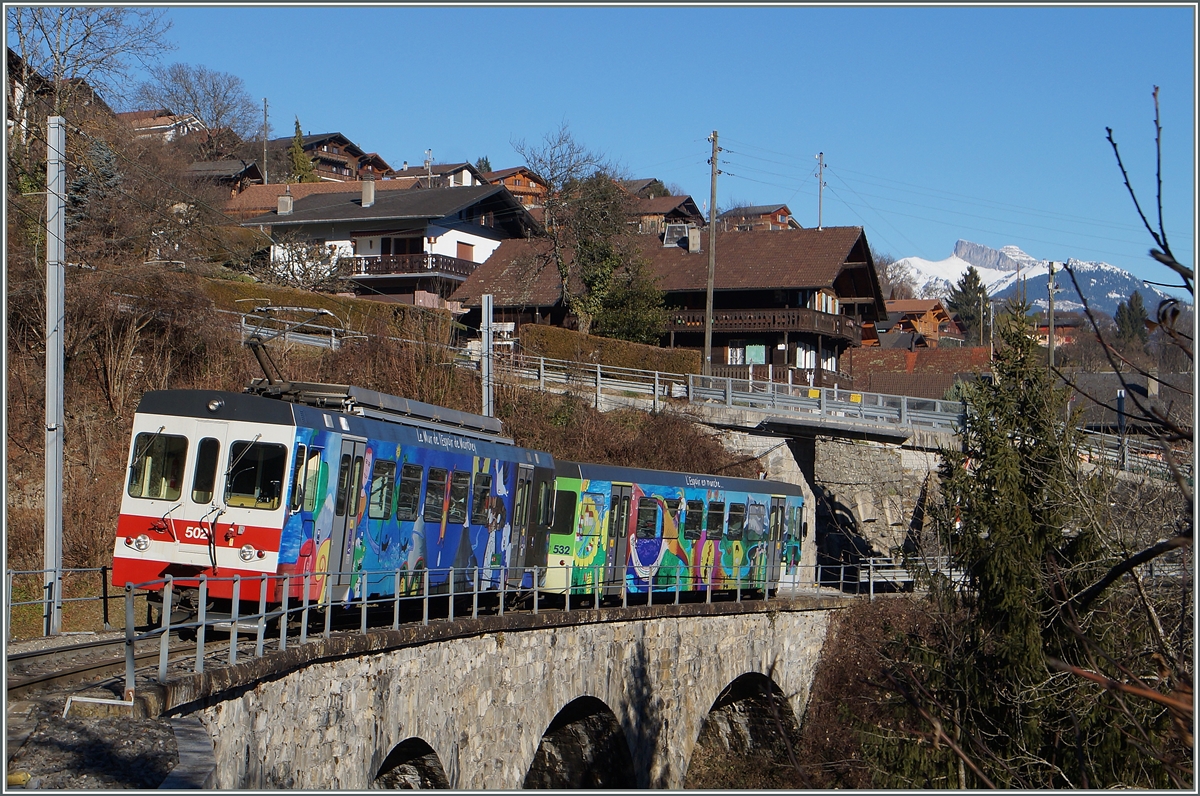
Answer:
top-left (66, 140), bottom-right (122, 226)
top-left (474, 155), bottom-right (492, 174)
top-left (946, 266), bottom-right (990, 346)
top-left (591, 259), bottom-right (668, 345)
top-left (865, 301), bottom-right (1181, 788)
top-left (1114, 290), bottom-right (1150, 344)
top-left (288, 117), bottom-right (318, 183)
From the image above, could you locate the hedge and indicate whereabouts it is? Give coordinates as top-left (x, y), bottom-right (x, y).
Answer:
top-left (518, 324), bottom-right (701, 374)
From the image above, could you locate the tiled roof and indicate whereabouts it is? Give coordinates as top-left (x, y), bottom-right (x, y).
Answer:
top-left (886, 299), bottom-right (946, 314)
top-left (482, 167), bottom-right (548, 186)
top-left (390, 162), bottom-right (476, 179)
top-left (225, 179), bottom-right (421, 217)
top-left (240, 184), bottom-right (508, 227)
top-left (621, 178), bottom-right (658, 195)
top-left (718, 204), bottom-right (789, 218)
top-left (453, 226), bottom-right (870, 308)
top-left (187, 160), bottom-right (262, 179)
top-left (631, 195), bottom-right (698, 215)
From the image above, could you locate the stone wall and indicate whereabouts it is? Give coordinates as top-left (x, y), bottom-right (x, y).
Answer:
top-left (809, 437), bottom-right (941, 557)
top-left (195, 608), bottom-right (835, 789)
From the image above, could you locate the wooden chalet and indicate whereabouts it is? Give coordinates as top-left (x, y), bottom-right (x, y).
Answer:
top-left (265, 132), bottom-right (368, 181)
top-left (482, 167), bottom-right (548, 207)
top-left (452, 226), bottom-right (886, 387)
top-left (630, 195), bottom-right (705, 235)
top-left (717, 204), bottom-right (801, 232)
top-left (862, 299), bottom-right (964, 348)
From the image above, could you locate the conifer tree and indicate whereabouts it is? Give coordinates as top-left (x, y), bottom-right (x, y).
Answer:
top-left (946, 266), bottom-right (990, 346)
top-left (865, 300), bottom-right (1182, 789)
top-left (288, 117), bottom-right (318, 183)
top-left (1114, 290), bottom-right (1150, 344)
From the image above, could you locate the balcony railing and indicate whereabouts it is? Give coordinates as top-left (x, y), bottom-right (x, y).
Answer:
top-left (666, 308), bottom-right (861, 344)
top-left (344, 254), bottom-right (478, 279)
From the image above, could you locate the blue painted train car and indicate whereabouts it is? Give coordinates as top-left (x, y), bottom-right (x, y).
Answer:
top-left (113, 382), bottom-right (555, 607)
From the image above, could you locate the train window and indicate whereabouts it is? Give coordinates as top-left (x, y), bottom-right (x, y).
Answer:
top-left (368, 461), bottom-right (396, 520)
top-left (128, 432), bottom-right (188, 501)
top-left (537, 481), bottom-right (553, 528)
top-left (706, 502), bottom-right (725, 539)
top-left (635, 497), bottom-right (659, 539)
top-left (191, 438), bottom-right (220, 504)
top-left (448, 472), bottom-right (471, 524)
top-left (551, 491), bottom-right (577, 536)
top-left (349, 456), bottom-right (365, 516)
top-left (726, 503), bottom-right (747, 541)
top-left (395, 464), bottom-right (423, 521)
top-left (423, 468), bottom-right (448, 523)
top-left (301, 449), bottom-right (322, 512)
top-left (335, 455), bottom-right (352, 516)
top-left (683, 500), bottom-right (706, 540)
top-left (514, 472), bottom-right (531, 529)
top-left (470, 473), bottom-right (493, 524)
top-left (225, 441), bottom-right (287, 510)
top-left (288, 445), bottom-right (307, 511)
top-left (745, 503), bottom-right (767, 541)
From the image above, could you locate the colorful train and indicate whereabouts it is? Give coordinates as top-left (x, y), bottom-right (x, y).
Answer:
top-left (111, 382), bottom-right (804, 615)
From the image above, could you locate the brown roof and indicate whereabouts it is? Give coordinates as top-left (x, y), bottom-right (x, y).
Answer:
top-left (453, 226), bottom-right (871, 308)
top-left (885, 299), bottom-right (947, 314)
top-left (631, 195), bottom-right (697, 215)
top-left (226, 179), bottom-right (421, 218)
top-left (482, 166), bottom-right (546, 185)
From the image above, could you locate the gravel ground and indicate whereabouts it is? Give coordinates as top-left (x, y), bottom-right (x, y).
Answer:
top-left (6, 634), bottom-right (180, 790)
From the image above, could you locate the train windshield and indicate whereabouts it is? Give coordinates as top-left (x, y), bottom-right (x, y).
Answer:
top-left (128, 432), bottom-right (188, 501)
top-left (225, 441), bottom-right (287, 510)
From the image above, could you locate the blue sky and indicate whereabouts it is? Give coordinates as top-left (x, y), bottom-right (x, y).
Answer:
top-left (145, 5), bottom-right (1193, 291)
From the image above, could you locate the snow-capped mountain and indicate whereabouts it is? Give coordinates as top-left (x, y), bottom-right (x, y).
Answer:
top-left (893, 240), bottom-right (1181, 318)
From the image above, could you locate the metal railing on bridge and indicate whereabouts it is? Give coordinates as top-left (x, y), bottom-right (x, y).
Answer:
top-left (487, 352), bottom-right (966, 434)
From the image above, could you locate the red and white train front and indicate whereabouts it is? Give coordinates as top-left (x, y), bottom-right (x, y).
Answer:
top-left (111, 390), bottom-right (298, 602)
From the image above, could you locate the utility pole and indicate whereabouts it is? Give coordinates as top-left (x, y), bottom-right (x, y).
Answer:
top-left (704, 131), bottom-right (719, 377)
top-left (481, 294), bottom-right (493, 417)
top-left (815, 152), bottom-right (825, 229)
top-left (262, 98), bottom-right (269, 184)
top-left (45, 116), bottom-right (65, 635)
top-left (1047, 261), bottom-right (1056, 370)
top-left (424, 149), bottom-right (433, 188)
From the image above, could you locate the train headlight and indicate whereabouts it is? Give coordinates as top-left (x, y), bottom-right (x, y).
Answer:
top-left (206, 398), bottom-right (224, 413)
top-left (239, 544), bottom-right (256, 562)
top-left (133, 534), bottom-right (151, 552)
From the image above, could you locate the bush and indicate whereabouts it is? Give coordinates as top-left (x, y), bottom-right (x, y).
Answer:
top-left (518, 324), bottom-right (700, 374)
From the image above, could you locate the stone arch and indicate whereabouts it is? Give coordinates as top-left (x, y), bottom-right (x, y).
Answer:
top-left (373, 737), bottom-right (449, 789)
top-left (522, 696), bottom-right (636, 789)
top-left (683, 672), bottom-right (804, 788)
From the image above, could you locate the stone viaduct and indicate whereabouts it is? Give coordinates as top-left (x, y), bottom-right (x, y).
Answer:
top-left (149, 596), bottom-right (848, 789)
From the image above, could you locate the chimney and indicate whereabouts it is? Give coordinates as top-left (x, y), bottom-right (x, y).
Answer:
top-left (362, 175), bottom-right (375, 208)
top-left (687, 227), bottom-right (701, 253)
top-left (277, 185), bottom-right (293, 215)
top-left (403, 160), bottom-right (408, 171)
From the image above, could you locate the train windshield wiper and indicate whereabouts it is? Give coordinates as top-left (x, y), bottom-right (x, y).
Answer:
top-left (129, 426), bottom-right (166, 472)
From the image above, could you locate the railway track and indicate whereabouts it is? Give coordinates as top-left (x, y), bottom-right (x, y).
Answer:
top-left (6, 634), bottom-right (194, 698)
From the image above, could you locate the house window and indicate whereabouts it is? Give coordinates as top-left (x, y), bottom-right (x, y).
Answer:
top-left (457, 241), bottom-right (474, 261)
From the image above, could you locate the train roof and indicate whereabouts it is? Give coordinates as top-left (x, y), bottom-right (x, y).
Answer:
top-left (554, 460), bottom-right (806, 497)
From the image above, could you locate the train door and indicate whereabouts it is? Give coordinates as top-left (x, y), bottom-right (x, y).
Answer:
top-left (604, 485), bottom-right (632, 595)
top-left (329, 437), bottom-right (367, 600)
top-left (768, 497), bottom-right (787, 587)
top-left (507, 464), bottom-right (534, 587)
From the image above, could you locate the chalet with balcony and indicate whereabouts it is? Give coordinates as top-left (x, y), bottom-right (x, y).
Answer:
top-left (862, 299), bottom-right (964, 348)
top-left (451, 226), bottom-right (886, 386)
top-left (265, 132), bottom-right (368, 181)
top-left (482, 167), bottom-right (549, 207)
top-left (717, 204), bottom-right (801, 232)
top-left (241, 181), bottom-right (541, 308)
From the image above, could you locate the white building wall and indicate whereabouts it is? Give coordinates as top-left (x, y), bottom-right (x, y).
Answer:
top-left (424, 226), bottom-right (501, 263)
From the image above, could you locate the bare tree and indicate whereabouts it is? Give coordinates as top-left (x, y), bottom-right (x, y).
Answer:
top-left (512, 124), bottom-right (634, 334)
top-left (6, 6), bottom-right (172, 168)
top-left (871, 246), bottom-right (916, 300)
top-left (134, 62), bottom-right (265, 160)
